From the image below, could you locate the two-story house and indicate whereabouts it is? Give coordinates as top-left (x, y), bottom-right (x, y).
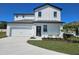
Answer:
top-left (7, 3), bottom-right (64, 39)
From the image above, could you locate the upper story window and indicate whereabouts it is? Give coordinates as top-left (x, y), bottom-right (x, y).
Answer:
top-left (38, 12), bottom-right (42, 17)
top-left (16, 15), bottom-right (18, 18)
top-left (22, 15), bottom-right (25, 18)
top-left (54, 11), bottom-right (57, 18)
top-left (43, 25), bottom-right (47, 32)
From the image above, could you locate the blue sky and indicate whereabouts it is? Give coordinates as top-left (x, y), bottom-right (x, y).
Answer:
top-left (0, 3), bottom-right (79, 23)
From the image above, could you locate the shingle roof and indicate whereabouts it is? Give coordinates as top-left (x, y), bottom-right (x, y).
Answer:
top-left (12, 20), bottom-right (33, 23)
top-left (33, 3), bottom-right (62, 11)
top-left (33, 20), bottom-right (64, 23)
top-left (8, 20), bottom-right (64, 24)
top-left (14, 13), bottom-right (34, 15)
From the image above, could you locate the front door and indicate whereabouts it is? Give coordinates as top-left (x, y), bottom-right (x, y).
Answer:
top-left (36, 26), bottom-right (41, 36)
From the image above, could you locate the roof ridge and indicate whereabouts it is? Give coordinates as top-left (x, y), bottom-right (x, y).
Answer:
top-left (33, 3), bottom-right (62, 11)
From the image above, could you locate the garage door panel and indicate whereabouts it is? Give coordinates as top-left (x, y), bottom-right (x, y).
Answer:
top-left (11, 27), bottom-right (32, 36)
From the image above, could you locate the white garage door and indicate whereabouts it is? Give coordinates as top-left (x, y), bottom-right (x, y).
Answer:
top-left (11, 27), bottom-right (32, 36)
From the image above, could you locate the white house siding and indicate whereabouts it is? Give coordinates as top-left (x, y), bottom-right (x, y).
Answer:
top-left (7, 25), bottom-right (11, 36)
top-left (7, 23), bottom-right (34, 37)
top-left (7, 23), bottom-right (63, 38)
top-left (14, 15), bottom-right (34, 21)
top-left (35, 5), bottom-right (61, 21)
top-left (33, 23), bottom-right (62, 38)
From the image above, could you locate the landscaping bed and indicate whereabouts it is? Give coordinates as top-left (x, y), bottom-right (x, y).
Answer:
top-left (63, 36), bottom-right (79, 43)
top-left (27, 40), bottom-right (79, 55)
top-left (42, 38), bottom-right (63, 40)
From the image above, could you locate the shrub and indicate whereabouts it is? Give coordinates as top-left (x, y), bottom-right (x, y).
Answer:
top-left (30, 37), bottom-right (36, 39)
top-left (63, 33), bottom-right (74, 39)
top-left (42, 37), bottom-right (62, 40)
top-left (67, 36), bottom-right (79, 41)
top-left (65, 36), bottom-right (79, 43)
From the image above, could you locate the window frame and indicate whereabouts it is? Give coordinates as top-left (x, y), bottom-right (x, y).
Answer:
top-left (16, 15), bottom-right (18, 18)
top-left (38, 12), bottom-right (42, 17)
top-left (54, 11), bottom-right (57, 18)
top-left (22, 15), bottom-right (25, 18)
top-left (43, 25), bottom-right (47, 32)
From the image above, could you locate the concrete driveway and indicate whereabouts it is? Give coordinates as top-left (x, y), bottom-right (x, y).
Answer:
top-left (0, 37), bottom-right (67, 55)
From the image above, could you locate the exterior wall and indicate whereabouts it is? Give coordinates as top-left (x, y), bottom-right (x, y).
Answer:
top-left (7, 24), bottom-right (11, 36)
top-left (14, 15), bottom-right (35, 21)
top-left (35, 5), bottom-right (61, 21)
top-left (7, 23), bottom-right (63, 38)
top-left (7, 23), bottom-right (34, 37)
top-left (33, 23), bottom-right (63, 38)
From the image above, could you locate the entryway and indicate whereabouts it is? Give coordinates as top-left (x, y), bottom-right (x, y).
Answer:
top-left (36, 26), bottom-right (41, 36)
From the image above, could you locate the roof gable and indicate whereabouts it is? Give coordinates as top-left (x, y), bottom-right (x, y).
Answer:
top-left (33, 3), bottom-right (62, 11)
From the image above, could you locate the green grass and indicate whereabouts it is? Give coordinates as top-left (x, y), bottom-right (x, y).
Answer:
top-left (27, 40), bottom-right (79, 55)
top-left (0, 32), bottom-right (6, 38)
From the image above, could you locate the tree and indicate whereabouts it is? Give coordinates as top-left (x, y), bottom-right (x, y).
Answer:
top-left (0, 21), bottom-right (7, 29)
top-left (63, 21), bottom-right (79, 35)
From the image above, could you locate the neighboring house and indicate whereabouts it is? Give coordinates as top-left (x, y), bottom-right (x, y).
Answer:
top-left (7, 3), bottom-right (64, 38)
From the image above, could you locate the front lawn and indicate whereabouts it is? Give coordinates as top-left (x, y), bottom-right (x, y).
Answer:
top-left (27, 40), bottom-right (79, 55)
top-left (0, 32), bottom-right (6, 38)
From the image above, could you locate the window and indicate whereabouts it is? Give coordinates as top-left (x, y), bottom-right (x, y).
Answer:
top-left (54, 11), bottom-right (57, 17)
top-left (38, 12), bottom-right (41, 17)
top-left (43, 25), bottom-right (47, 32)
top-left (16, 15), bottom-right (18, 18)
top-left (22, 15), bottom-right (25, 18)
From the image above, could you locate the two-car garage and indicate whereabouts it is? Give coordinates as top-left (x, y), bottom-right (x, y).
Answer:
top-left (11, 27), bottom-right (32, 36)
top-left (7, 23), bottom-right (33, 37)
